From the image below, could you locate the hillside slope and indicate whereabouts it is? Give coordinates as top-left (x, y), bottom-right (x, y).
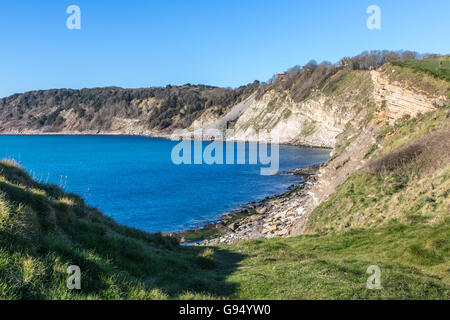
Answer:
top-left (203, 58), bottom-right (449, 243)
top-left (0, 159), bottom-right (238, 299)
top-left (0, 158), bottom-right (448, 299)
top-left (0, 83), bottom-right (258, 136)
top-left (0, 56), bottom-right (449, 300)
top-left (1, 54), bottom-right (447, 149)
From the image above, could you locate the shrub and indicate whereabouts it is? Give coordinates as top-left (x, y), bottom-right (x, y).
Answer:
top-left (368, 130), bottom-right (450, 175)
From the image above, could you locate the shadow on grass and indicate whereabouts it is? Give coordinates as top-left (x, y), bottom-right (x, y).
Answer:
top-left (0, 190), bottom-right (245, 299)
top-left (157, 245), bottom-right (246, 298)
top-left (0, 164), bottom-right (248, 300)
top-left (43, 240), bottom-right (247, 299)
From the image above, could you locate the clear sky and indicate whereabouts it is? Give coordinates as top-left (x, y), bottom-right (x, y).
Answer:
top-left (1, 0), bottom-right (449, 97)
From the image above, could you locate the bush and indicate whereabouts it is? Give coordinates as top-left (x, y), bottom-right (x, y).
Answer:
top-left (369, 130), bottom-right (450, 175)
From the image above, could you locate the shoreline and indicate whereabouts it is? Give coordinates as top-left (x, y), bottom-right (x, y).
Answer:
top-left (1, 132), bottom-right (329, 243)
top-left (165, 165), bottom-right (321, 244)
top-left (0, 131), bottom-right (334, 149)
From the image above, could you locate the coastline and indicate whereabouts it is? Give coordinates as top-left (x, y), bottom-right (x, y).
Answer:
top-left (1, 131), bottom-right (330, 243)
top-left (0, 131), bottom-right (335, 149)
top-left (0, 130), bottom-right (169, 139)
top-left (165, 165), bottom-right (321, 244)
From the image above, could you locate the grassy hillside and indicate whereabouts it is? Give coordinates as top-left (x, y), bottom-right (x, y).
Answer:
top-left (392, 56), bottom-right (450, 82)
top-left (387, 57), bottom-right (450, 97)
top-left (307, 107), bottom-right (450, 234)
top-left (0, 160), bottom-right (242, 299)
top-left (1, 134), bottom-right (449, 300)
top-left (220, 107), bottom-right (449, 300)
top-left (221, 221), bottom-right (449, 299)
top-left (1, 58), bottom-right (449, 300)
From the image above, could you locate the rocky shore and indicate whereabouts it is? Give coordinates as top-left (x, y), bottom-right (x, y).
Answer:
top-left (166, 165), bottom-right (322, 245)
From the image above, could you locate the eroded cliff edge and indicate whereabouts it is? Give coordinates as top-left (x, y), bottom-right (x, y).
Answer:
top-left (203, 61), bottom-right (449, 244)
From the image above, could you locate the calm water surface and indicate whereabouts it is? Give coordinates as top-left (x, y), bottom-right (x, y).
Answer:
top-left (0, 135), bottom-right (329, 232)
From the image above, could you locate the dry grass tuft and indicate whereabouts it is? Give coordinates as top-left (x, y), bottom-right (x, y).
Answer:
top-left (369, 129), bottom-right (450, 175)
top-left (0, 159), bottom-right (20, 168)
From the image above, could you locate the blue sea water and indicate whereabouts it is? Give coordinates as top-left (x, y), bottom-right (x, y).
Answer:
top-left (0, 135), bottom-right (329, 233)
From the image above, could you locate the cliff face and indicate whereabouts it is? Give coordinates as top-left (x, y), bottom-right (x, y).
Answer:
top-left (0, 84), bottom-right (258, 136)
top-left (207, 61), bottom-right (449, 244)
top-left (371, 70), bottom-right (444, 123)
top-left (176, 70), bottom-right (375, 148)
top-left (230, 70), bottom-right (373, 147)
top-left (230, 90), bottom-right (345, 147)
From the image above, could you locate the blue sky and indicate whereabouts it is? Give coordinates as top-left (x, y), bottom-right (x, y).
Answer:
top-left (0, 0), bottom-right (449, 97)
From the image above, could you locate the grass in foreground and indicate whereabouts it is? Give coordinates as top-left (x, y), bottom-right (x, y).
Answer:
top-left (0, 158), bottom-right (448, 299)
top-left (0, 160), bottom-right (244, 299)
top-left (1, 103), bottom-right (449, 300)
top-left (221, 220), bottom-right (449, 299)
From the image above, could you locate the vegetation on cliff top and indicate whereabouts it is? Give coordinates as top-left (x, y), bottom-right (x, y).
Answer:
top-left (256, 50), bottom-right (443, 102)
top-left (383, 57), bottom-right (450, 98)
top-left (0, 51), bottom-right (446, 136)
top-left (392, 56), bottom-right (450, 82)
top-left (0, 82), bottom-right (259, 133)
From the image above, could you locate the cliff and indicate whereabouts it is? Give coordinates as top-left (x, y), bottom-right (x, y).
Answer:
top-left (1, 58), bottom-right (449, 243)
top-left (0, 83), bottom-right (259, 136)
top-left (1, 56), bottom-right (449, 299)
top-left (204, 58), bottom-right (449, 243)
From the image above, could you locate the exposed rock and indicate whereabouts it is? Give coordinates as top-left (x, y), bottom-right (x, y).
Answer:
top-left (205, 66), bottom-right (448, 245)
top-left (264, 225), bottom-right (278, 234)
top-left (256, 207), bottom-right (267, 214)
top-left (228, 222), bottom-right (239, 231)
top-left (371, 70), bottom-right (438, 124)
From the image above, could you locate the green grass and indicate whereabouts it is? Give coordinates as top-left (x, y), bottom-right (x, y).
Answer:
top-left (0, 65), bottom-right (449, 299)
top-left (364, 144), bottom-right (378, 159)
top-left (385, 58), bottom-right (450, 97)
top-left (392, 58), bottom-right (450, 82)
top-left (308, 107), bottom-right (450, 234)
top-left (307, 166), bottom-right (449, 234)
top-left (381, 105), bottom-right (450, 153)
top-left (0, 160), bottom-right (242, 299)
top-left (222, 221), bottom-right (449, 299)
top-left (182, 229), bottom-right (221, 242)
top-left (0, 159), bottom-right (448, 300)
